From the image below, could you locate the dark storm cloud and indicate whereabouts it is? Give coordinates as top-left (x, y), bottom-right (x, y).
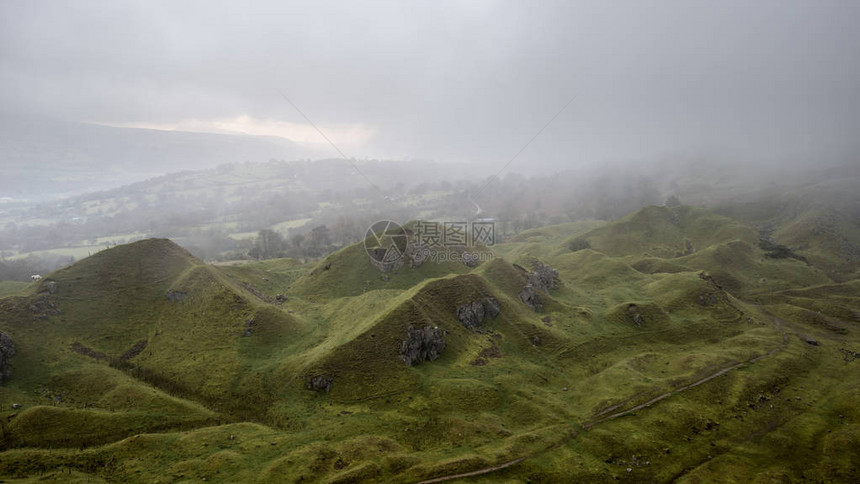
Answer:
top-left (1, 0), bottom-right (858, 168)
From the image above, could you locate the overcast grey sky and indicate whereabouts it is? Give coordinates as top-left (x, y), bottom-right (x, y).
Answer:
top-left (1, 0), bottom-right (858, 169)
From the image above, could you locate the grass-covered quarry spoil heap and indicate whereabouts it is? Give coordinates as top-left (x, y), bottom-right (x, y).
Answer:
top-left (0, 204), bottom-right (858, 482)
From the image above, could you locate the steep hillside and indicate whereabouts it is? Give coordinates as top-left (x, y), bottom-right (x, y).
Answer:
top-left (715, 172), bottom-right (860, 281)
top-left (0, 204), bottom-right (858, 482)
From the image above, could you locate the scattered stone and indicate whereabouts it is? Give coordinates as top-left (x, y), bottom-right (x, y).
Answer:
top-left (532, 335), bottom-right (542, 346)
top-left (28, 293), bottom-right (60, 317)
top-left (11, 403), bottom-right (21, 409)
top-left (839, 348), bottom-right (858, 362)
top-left (698, 294), bottom-right (716, 306)
top-left (306, 376), bottom-right (333, 393)
top-left (805, 337), bottom-right (819, 346)
top-left (275, 294), bottom-right (287, 303)
top-left (242, 319), bottom-right (255, 337)
top-left (0, 332), bottom-right (15, 384)
top-left (541, 316), bottom-right (552, 323)
top-left (166, 291), bottom-right (187, 303)
top-left (46, 281), bottom-right (58, 294)
top-left (399, 325), bottom-right (446, 366)
top-left (633, 313), bottom-right (644, 327)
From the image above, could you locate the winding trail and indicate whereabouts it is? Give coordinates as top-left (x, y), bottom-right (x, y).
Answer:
top-left (415, 312), bottom-right (791, 484)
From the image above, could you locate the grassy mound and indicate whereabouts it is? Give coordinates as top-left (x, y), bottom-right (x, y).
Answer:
top-left (1, 196), bottom-right (857, 482)
top-left (573, 205), bottom-right (756, 259)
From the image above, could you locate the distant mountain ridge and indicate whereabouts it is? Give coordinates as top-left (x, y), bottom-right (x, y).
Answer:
top-left (0, 117), bottom-right (315, 199)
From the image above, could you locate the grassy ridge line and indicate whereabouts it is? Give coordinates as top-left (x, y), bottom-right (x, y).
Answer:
top-left (1, 204), bottom-right (855, 481)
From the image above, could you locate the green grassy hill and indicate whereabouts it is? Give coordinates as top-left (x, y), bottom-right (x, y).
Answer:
top-left (0, 203), bottom-right (858, 482)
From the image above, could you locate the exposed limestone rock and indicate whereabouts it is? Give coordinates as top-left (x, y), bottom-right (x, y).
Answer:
top-left (462, 252), bottom-right (479, 267)
top-left (456, 297), bottom-right (501, 330)
top-left (519, 285), bottom-right (543, 312)
top-left (46, 281), bottom-right (58, 294)
top-left (399, 325), bottom-right (446, 366)
top-left (409, 243), bottom-right (431, 268)
top-left (306, 376), bottom-right (333, 393)
top-left (528, 263), bottom-right (559, 294)
top-left (0, 331), bottom-right (15, 384)
top-left (484, 297), bottom-right (501, 320)
top-left (29, 293), bottom-right (60, 318)
top-left (457, 301), bottom-right (484, 330)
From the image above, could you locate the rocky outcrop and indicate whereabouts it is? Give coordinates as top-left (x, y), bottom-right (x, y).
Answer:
top-left (456, 297), bottom-right (501, 330)
top-left (306, 376), bottom-right (333, 393)
top-left (399, 325), bottom-right (446, 366)
top-left (29, 293), bottom-right (60, 318)
top-left (519, 285), bottom-right (543, 312)
top-left (528, 263), bottom-right (559, 294)
top-left (408, 243), bottom-right (431, 268)
top-left (518, 263), bottom-right (557, 312)
top-left (462, 252), bottom-right (479, 267)
top-left (457, 301), bottom-right (484, 329)
top-left (0, 331), bottom-right (15, 384)
top-left (628, 303), bottom-right (644, 327)
top-left (484, 297), bottom-right (501, 319)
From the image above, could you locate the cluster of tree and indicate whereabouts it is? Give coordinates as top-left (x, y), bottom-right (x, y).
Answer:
top-left (0, 159), bottom-right (690, 272)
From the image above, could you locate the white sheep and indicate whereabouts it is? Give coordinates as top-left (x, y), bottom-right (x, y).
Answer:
top-left (30, 274), bottom-right (42, 282)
